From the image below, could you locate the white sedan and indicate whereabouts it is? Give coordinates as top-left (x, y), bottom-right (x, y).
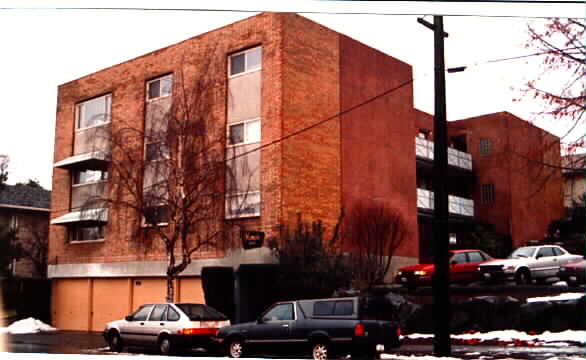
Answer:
top-left (478, 245), bottom-right (582, 285)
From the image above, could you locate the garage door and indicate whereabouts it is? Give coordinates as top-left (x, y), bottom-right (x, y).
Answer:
top-left (131, 278), bottom-right (167, 310)
top-left (52, 279), bottom-right (91, 331)
top-left (91, 279), bottom-right (131, 332)
top-left (178, 277), bottom-right (205, 303)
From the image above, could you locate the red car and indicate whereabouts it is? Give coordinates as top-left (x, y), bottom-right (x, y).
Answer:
top-left (396, 249), bottom-right (493, 289)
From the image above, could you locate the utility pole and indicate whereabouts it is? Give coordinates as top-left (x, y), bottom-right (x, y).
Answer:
top-left (417, 15), bottom-right (451, 356)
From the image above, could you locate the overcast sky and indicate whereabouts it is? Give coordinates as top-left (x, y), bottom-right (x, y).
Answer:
top-left (0, 1), bottom-right (583, 190)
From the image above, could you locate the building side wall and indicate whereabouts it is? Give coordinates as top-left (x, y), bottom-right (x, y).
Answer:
top-left (279, 15), bottom-right (342, 234)
top-left (339, 35), bottom-right (419, 259)
top-left (49, 13), bottom-right (285, 268)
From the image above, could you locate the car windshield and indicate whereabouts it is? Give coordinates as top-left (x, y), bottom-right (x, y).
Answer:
top-left (509, 247), bottom-right (536, 259)
top-left (175, 304), bottom-right (228, 321)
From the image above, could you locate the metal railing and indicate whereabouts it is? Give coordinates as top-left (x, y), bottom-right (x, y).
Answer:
top-left (417, 188), bottom-right (474, 217)
top-left (415, 137), bottom-right (473, 170)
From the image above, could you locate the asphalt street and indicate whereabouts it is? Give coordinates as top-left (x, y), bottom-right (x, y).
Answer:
top-left (3, 331), bottom-right (585, 359)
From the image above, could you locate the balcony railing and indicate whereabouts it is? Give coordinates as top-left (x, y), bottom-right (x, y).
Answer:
top-left (415, 137), bottom-right (472, 170)
top-left (417, 188), bottom-right (474, 217)
top-left (71, 182), bottom-right (108, 211)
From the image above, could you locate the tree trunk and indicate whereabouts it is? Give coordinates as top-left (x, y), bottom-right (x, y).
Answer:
top-left (166, 275), bottom-right (175, 303)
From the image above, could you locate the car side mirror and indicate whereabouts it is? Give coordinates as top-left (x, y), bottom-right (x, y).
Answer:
top-left (125, 315), bottom-right (133, 321)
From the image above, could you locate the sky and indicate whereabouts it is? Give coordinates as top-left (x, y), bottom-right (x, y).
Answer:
top-left (0, 1), bottom-right (583, 190)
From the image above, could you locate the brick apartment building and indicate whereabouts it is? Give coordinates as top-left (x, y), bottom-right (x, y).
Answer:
top-left (49, 12), bottom-right (563, 331)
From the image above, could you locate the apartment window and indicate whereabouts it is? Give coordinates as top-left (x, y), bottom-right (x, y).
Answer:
top-left (479, 138), bottom-right (491, 156)
top-left (144, 205), bottom-right (169, 225)
top-left (147, 75), bottom-right (173, 101)
top-left (77, 94), bottom-right (111, 129)
top-left (228, 119), bottom-right (260, 146)
top-left (145, 142), bottom-right (170, 162)
top-left (480, 184), bottom-right (495, 205)
top-left (229, 47), bottom-right (262, 76)
top-left (73, 170), bottom-right (108, 185)
top-left (226, 191), bottom-right (261, 218)
top-left (70, 223), bottom-right (105, 242)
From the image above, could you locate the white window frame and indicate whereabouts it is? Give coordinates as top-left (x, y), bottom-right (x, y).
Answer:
top-left (72, 169), bottom-right (108, 187)
top-left (75, 94), bottom-right (112, 131)
top-left (225, 190), bottom-right (261, 219)
top-left (229, 47), bottom-right (262, 78)
top-left (146, 74), bottom-right (173, 102)
top-left (227, 118), bottom-right (261, 147)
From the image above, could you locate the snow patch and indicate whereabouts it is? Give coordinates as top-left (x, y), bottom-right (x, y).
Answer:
top-left (0, 317), bottom-right (57, 334)
top-left (403, 329), bottom-right (586, 346)
top-left (382, 355), bottom-right (462, 360)
top-left (526, 292), bottom-right (584, 303)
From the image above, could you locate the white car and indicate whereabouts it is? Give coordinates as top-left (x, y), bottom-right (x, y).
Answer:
top-left (478, 245), bottom-right (582, 285)
top-left (103, 303), bottom-right (230, 354)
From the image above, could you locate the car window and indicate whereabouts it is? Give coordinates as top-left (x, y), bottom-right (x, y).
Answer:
top-left (131, 305), bottom-right (153, 321)
top-left (537, 247), bottom-right (554, 258)
top-left (148, 304), bottom-right (167, 322)
top-left (333, 301), bottom-right (353, 316)
top-left (467, 251), bottom-right (485, 262)
top-left (552, 247), bottom-right (564, 256)
top-left (509, 247), bottom-right (536, 259)
top-left (451, 253), bottom-right (467, 264)
top-left (175, 304), bottom-right (228, 321)
top-left (262, 303), bottom-right (293, 322)
top-left (314, 301), bottom-right (335, 316)
top-left (167, 307), bottom-right (180, 321)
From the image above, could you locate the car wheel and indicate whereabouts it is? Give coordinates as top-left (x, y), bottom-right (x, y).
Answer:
top-left (312, 341), bottom-right (329, 360)
top-left (227, 338), bottom-right (244, 358)
top-left (515, 269), bottom-right (531, 285)
top-left (108, 330), bottom-right (123, 352)
top-left (158, 335), bottom-right (173, 355)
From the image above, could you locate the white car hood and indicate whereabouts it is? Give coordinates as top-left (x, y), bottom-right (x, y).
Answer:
top-left (481, 258), bottom-right (525, 267)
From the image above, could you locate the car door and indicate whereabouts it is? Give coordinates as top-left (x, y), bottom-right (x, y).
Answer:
top-left (142, 304), bottom-right (169, 347)
top-left (534, 247), bottom-right (556, 277)
top-left (449, 252), bottom-right (469, 283)
top-left (247, 303), bottom-right (294, 353)
top-left (461, 251), bottom-right (489, 282)
top-left (119, 305), bottom-right (154, 346)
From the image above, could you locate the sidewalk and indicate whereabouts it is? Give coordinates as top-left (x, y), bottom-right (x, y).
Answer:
top-left (5, 331), bottom-right (106, 354)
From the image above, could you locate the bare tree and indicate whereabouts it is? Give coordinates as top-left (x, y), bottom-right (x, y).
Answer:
top-left (13, 221), bottom-right (49, 278)
top-left (0, 155), bottom-right (8, 190)
top-left (85, 49), bottom-right (257, 302)
top-left (524, 18), bottom-right (585, 150)
top-left (344, 200), bottom-right (409, 291)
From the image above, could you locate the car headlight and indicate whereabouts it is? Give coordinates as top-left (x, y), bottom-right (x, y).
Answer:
top-left (414, 270), bottom-right (427, 276)
top-left (559, 267), bottom-right (566, 272)
top-left (397, 271), bottom-right (403, 276)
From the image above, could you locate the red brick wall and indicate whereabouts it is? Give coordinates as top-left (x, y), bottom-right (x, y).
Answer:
top-left (279, 15), bottom-right (342, 235)
top-left (339, 35), bottom-right (418, 258)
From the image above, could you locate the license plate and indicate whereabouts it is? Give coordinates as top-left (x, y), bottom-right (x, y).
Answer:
top-left (376, 344), bottom-right (385, 352)
top-left (483, 273), bottom-right (491, 279)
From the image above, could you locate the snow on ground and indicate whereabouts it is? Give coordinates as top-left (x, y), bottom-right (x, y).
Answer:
top-left (526, 292), bottom-right (584, 303)
top-left (403, 329), bottom-right (586, 346)
top-left (0, 318), bottom-right (57, 334)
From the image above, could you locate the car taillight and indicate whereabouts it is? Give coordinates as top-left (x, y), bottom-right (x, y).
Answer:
top-left (354, 323), bottom-right (365, 337)
top-left (181, 328), bottom-right (219, 336)
top-left (396, 327), bottom-right (401, 337)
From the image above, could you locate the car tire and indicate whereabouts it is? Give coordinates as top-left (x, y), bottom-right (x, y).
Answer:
top-left (108, 330), bottom-right (123, 353)
top-left (227, 338), bottom-right (245, 358)
top-left (515, 269), bottom-right (531, 285)
top-left (311, 341), bottom-right (329, 360)
top-left (158, 335), bottom-right (173, 355)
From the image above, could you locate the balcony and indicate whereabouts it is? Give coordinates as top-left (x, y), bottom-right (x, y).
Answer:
top-left (54, 124), bottom-right (110, 171)
top-left (417, 188), bottom-right (474, 217)
top-left (415, 137), bottom-right (472, 171)
top-left (51, 182), bottom-right (108, 226)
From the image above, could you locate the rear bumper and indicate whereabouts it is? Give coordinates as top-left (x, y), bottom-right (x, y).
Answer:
top-left (169, 334), bottom-right (221, 351)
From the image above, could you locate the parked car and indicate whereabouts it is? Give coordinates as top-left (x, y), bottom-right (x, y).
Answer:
top-left (216, 296), bottom-right (401, 360)
top-left (395, 249), bottom-right (493, 288)
top-left (557, 258), bottom-right (586, 286)
top-left (478, 245), bottom-right (582, 285)
top-left (103, 303), bottom-right (230, 355)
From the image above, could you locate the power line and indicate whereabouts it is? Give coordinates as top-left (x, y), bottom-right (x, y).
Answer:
top-left (1, 6), bottom-right (583, 19)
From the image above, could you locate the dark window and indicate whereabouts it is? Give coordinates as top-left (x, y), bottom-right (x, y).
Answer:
top-left (262, 303), bottom-right (293, 321)
top-left (480, 138), bottom-right (491, 156)
top-left (480, 184), bottom-right (495, 205)
top-left (148, 305), bottom-right (167, 321)
top-left (176, 304), bottom-right (228, 321)
top-left (229, 47), bottom-right (262, 76)
top-left (314, 301), bottom-right (335, 316)
top-left (147, 75), bottom-right (173, 100)
top-left (333, 301), bottom-right (353, 316)
top-left (552, 247), bottom-right (564, 256)
top-left (537, 247), bottom-right (554, 258)
top-left (144, 205), bottom-right (169, 225)
top-left (228, 123), bottom-right (245, 145)
top-left (230, 53), bottom-right (245, 75)
top-left (70, 224), bottom-right (105, 242)
top-left (132, 305), bottom-right (153, 321)
top-left (451, 253), bottom-right (467, 264)
top-left (467, 251), bottom-right (485, 262)
top-left (167, 307), bottom-right (180, 321)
